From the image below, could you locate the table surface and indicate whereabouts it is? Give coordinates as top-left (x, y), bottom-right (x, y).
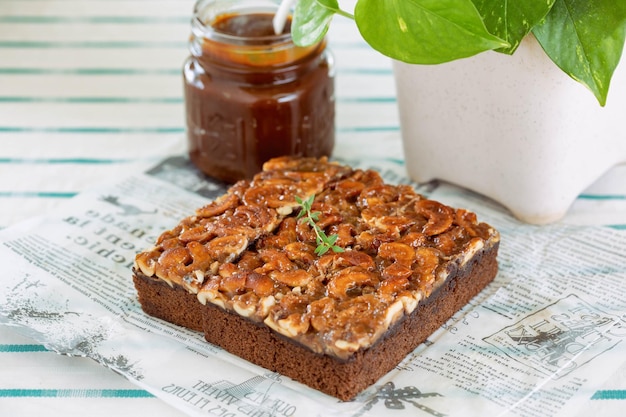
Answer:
top-left (1, 0), bottom-right (625, 415)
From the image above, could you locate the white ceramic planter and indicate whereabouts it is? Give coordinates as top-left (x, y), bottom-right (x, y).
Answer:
top-left (393, 35), bottom-right (626, 224)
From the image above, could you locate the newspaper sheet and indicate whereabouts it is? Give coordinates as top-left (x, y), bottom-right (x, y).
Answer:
top-left (1, 156), bottom-right (625, 417)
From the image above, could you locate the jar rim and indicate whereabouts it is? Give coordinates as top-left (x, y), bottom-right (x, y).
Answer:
top-left (191, 0), bottom-right (294, 47)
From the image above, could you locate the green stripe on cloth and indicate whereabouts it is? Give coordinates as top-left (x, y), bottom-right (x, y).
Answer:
top-left (0, 389), bottom-right (154, 398)
top-left (578, 194), bottom-right (626, 200)
top-left (0, 97), bottom-right (182, 104)
top-left (337, 126), bottom-right (400, 133)
top-left (0, 96), bottom-right (394, 104)
top-left (591, 390), bottom-right (626, 400)
top-left (0, 126), bottom-right (184, 134)
top-left (0, 68), bottom-right (181, 75)
top-left (339, 68), bottom-right (393, 75)
top-left (0, 15), bottom-right (188, 24)
top-left (0, 41), bottom-right (186, 48)
top-left (0, 344), bottom-right (48, 352)
top-left (1, 126), bottom-right (400, 134)
top-left (0, 157), bottom-right (131, 164)
top-left (0, 192), bottom-right (77, 198)
top-left (338, 97), bottom-right (396, 103)
top-left (0, 67), bottom-right (391, 76)
top-left (384, 157), bottom-right (405, 165)
top-left (0, 40), bottom-right (362, 50)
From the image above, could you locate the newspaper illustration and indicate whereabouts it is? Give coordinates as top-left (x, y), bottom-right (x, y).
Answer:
top-left (1, 155), bottom-right (625, 417)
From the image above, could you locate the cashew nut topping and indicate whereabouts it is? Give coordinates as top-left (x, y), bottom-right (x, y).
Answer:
top-left (135, 157), bottom-right (500, 360)
top-left (378, 242), bottom-right (416, 266)
top-left (415, 199), bottom-right (455, 236)
top-left (327, 267), bottom-right (378, 299)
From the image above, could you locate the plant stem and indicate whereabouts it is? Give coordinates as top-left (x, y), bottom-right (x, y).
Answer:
top-left (335, 8), bottom-right (354, 20)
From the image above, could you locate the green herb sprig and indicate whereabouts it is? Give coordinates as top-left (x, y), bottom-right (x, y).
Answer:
top-left (295, 195), bottom-right (344, 256)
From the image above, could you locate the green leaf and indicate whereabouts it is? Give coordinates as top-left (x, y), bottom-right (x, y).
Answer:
top-left (326, 234), bottom-right (338, 245)
top-left (532, 0), bottom-right (626, 105)
top-left (471, 0), bottom-right (556, 54)
top-left (292, 0), bottom-right (337, 46)
top-left (317, 0), bottom-right (343, 12)
top-left (354, 0), bottom-right (509, 64)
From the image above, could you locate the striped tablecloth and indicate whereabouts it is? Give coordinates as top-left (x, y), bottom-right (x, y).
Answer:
top-left (1, 0), bottom-right (625, 415)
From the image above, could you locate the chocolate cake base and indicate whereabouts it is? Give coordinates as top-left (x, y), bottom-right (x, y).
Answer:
top-left (134, 241), bottom-right (498, 401)
top-left (133, 274), bottom-right (204, 332)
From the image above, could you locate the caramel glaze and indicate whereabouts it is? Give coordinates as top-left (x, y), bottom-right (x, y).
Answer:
top-left (134, 157), bottom-right (499, 360)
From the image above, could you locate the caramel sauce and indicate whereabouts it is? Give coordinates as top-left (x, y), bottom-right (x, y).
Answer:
top-left (184, 12), bottom-right (335, 183)
top-left (212, 12), bottom-right (291, 38)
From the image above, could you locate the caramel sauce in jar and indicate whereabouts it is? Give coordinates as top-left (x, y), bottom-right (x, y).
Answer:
top-left (184, 0), bottom-right (335, 183)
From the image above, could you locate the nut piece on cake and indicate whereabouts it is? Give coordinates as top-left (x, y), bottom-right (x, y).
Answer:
top-left (132, 156), bottom-right (500, 400)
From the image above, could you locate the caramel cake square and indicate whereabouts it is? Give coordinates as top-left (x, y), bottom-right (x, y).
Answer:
top-left (133, 157), bottom-right (500, 400)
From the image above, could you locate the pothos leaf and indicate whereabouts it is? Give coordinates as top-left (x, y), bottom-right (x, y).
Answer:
top-left (354, 0), bottom-right (509, 64)
top-left (532, 0), bottom-right (626, 106)
top-left (317, 0), bottom-right (343, 13)
top-left (292, 0), bottom-right (337, 46)
top-left (470, 0), bottom-right (556, 54)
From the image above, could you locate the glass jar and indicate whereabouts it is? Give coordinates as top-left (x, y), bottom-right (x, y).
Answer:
top-left (183, 0), bottom-right (335, 183)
